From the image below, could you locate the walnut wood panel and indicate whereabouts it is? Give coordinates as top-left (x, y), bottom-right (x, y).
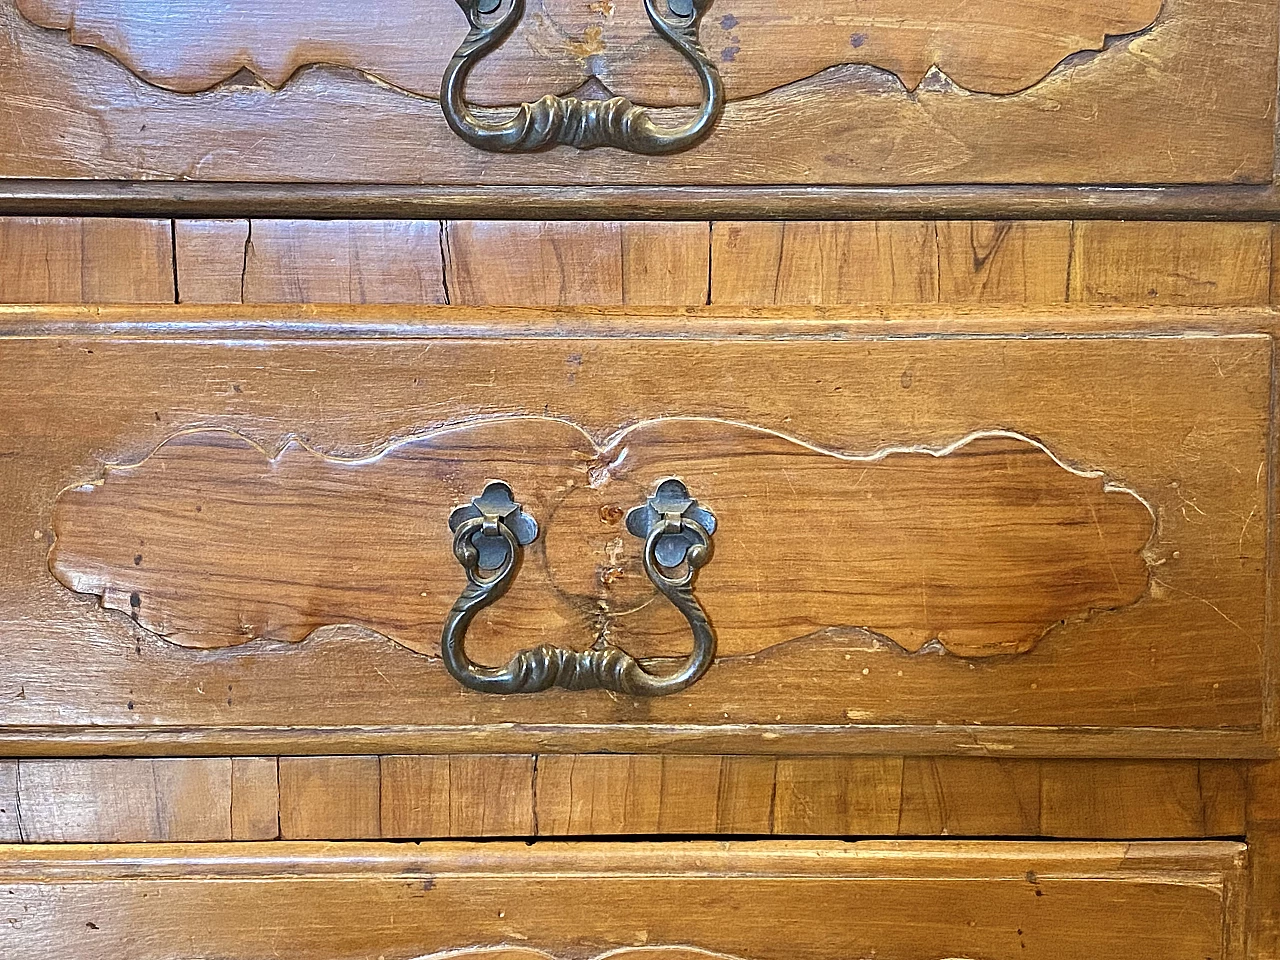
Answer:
top-left (159, 219), bottom-right (1271, 308)
top-left (1070, 222), bottom-right (1276, 307)
top-left (173, 219), bottom-right (248, 304)
top-left (0, 217), bottom-right (175, 303)
top-left (230, 757), bottom-right (279, 840)
top-left (0, 756), bottom-right (1254, 841)
top-left (12, 759), bottom-right (232, 842)
top-left (0, 841), bottom-right (1247, 960)
top-left (47, 424), bottom-right (1154, 661)
top-left (0, 0), bottom-right (1272, 187)
top-left (14, 0), bottom-right (1161, 103)
top-left (710, 220), bottom-right (1274, 307)
top-left (0, 319), bottom-right (1268, 752)
top-left (1248, 762), bottom-right (1280, 958)
top-left (241, 220), bottom-right (448, 304)
top-left (278, 756), bottom-right (381, 840)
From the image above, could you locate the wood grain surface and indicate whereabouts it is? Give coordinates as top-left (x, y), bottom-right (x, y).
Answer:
top-left (47, 425), bottom-right (1154, 661)
top-left (0, 317), bottom-right (1268, 752)
top-left (1, 0), bottom-right (1272, 186)
top-left (0, 840), bottom-right (1248, 960)
top-left (0, 756), bottom-right (1254, 841)
top-left (8, 218), bottom-right (1274, 309)
top-left (14, 0), bottom-right (1162, 102)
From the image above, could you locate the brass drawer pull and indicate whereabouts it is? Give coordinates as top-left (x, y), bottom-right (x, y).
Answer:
top-left (442, 0), bottom-right (724, 154)
top-left (442, 479), bottom-right (717, 695)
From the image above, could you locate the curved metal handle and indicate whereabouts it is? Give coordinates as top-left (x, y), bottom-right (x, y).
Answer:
top-left (441, 0), bottom-right (725, 154)
top-left (441, 479), bottom-right (717, 696)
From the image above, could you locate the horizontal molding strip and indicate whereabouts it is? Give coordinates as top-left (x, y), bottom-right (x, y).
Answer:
top-left (0, 724), bottom-right (1271, 759)
top-left (3, 182), bottom-right (1280, 220)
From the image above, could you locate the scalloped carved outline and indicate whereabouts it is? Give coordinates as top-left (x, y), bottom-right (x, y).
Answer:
top-left (404, 945), bottom-right (983, 960)
top-left (13, 0), bottom-right (1165, 104)
top-left (47, 415), bottom-right (1157, 662)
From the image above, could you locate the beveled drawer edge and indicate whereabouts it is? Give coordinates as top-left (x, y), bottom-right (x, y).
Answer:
top-left (0, 838), bottom-right (1247, 881)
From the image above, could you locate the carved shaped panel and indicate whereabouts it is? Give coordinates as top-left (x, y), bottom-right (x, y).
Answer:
top-left (17, 0), bottom-right (1163, 104)
top-left (49, 417), bottom-right (1154, 666)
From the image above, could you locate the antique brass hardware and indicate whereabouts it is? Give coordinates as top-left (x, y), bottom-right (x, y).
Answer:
top-left (441, 0), bottom-right (724, 153)
top-left (441, 478), bottom-right (717, 695)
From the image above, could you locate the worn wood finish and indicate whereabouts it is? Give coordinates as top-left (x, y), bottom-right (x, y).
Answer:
top-left (278, 756), bottom-right (381, 840)
top-left (55, 218), bottom-right (1273, 310)
top-left (0, 756), bottom-right (1255, 841)
top-left (174, 219), bottom-right (248, 304)
top-left (0, 0), bottom-right (1272, 188)
top-left (47, 426), bottom-right (1155, 661)
top-left (13, 0), bottom-right (1162, 103)
top-left (1070, 222), bottom-right (1276, 307)
top-left (381, 755), bottom-right (536, 838)
top-left (11, 184), bottom-right (1280, 222)
top-left (0, 314), bottom-right (1268, 754)
top-left (230, 757), bottom-right (279, 841)
top-left (242, 220), bottom-right (448, 304)
top-left (0, 841), bottom-right (1248, 960)
top-left (11, 759), bottom-right (231, 842)
top-left (1248, 762), bottom-right (1280, 959)
top-left (711, 220), bottom-right (1274, 307)
top-left (0, 217), bottom-right (175, 303)
top-left (0, 761), bottom-right (21, 842)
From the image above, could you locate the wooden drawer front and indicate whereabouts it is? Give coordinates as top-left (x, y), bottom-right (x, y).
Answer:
top-left (0, 0), bottom-right (1274, 192)
top-left (0, 312), bottom-right (1270, 755)
top-left (0, 841), bottom-right (1248, 960)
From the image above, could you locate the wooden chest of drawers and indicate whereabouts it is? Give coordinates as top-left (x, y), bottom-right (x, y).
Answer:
top-left (2, 0), bottom-right (1280, 955)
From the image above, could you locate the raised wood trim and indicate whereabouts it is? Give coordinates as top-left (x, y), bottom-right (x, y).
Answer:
top-left (0, 724), bottom-right (1270, 760)
top-left (1, 302), bottom-right (1279, 338)
top-left (2, 183), bottom-right (1280, 222)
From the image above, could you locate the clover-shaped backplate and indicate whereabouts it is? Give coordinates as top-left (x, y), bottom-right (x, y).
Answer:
top-left (625, 477), bottom-right (717, 569)
top-left (449, 481), bottom-right (539, 570)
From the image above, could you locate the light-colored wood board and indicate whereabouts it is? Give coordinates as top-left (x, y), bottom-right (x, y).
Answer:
top-left (0, 841), bottom-right (1247, 960)
top-left (710, 221), bottom-right (939, 304)
top-left (936, 221), bottom-right (1072, 304)
top-left (897, 758), bottom-right (1041, 835)
top-left (1069, 222), bottom-right (1273, 306)
top-left (0, 217), bottom-right (175, 303)
top-left (12, 759), bottom-right (231, 842)
top-left (0, 756), bottom-right (1254, 840)
top-left (0, 0), bottom-right (1272, 186)
top-left (278, 756), bottom-right (381, 840)
top-left (230, 757), bottom-right (279, 840)
top-left (242, 219), bottom-right (447, 304)
top-left (620, 222), bottom-right (710, 306)
top-left (443, 221), bottom-right (624, 305)
top-left (0, 760), bottom-right (20, 841)
top-left (1040, 761), bottom-right (1208, 838)
top-left (1248, 762), bottom-right (1280, 959)
top-left (174, 219), bottom-right (248, 304)
top-left (381, 755), bottom-right (535, 838)
top-left (773, 757), bottom-right (904, 834)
